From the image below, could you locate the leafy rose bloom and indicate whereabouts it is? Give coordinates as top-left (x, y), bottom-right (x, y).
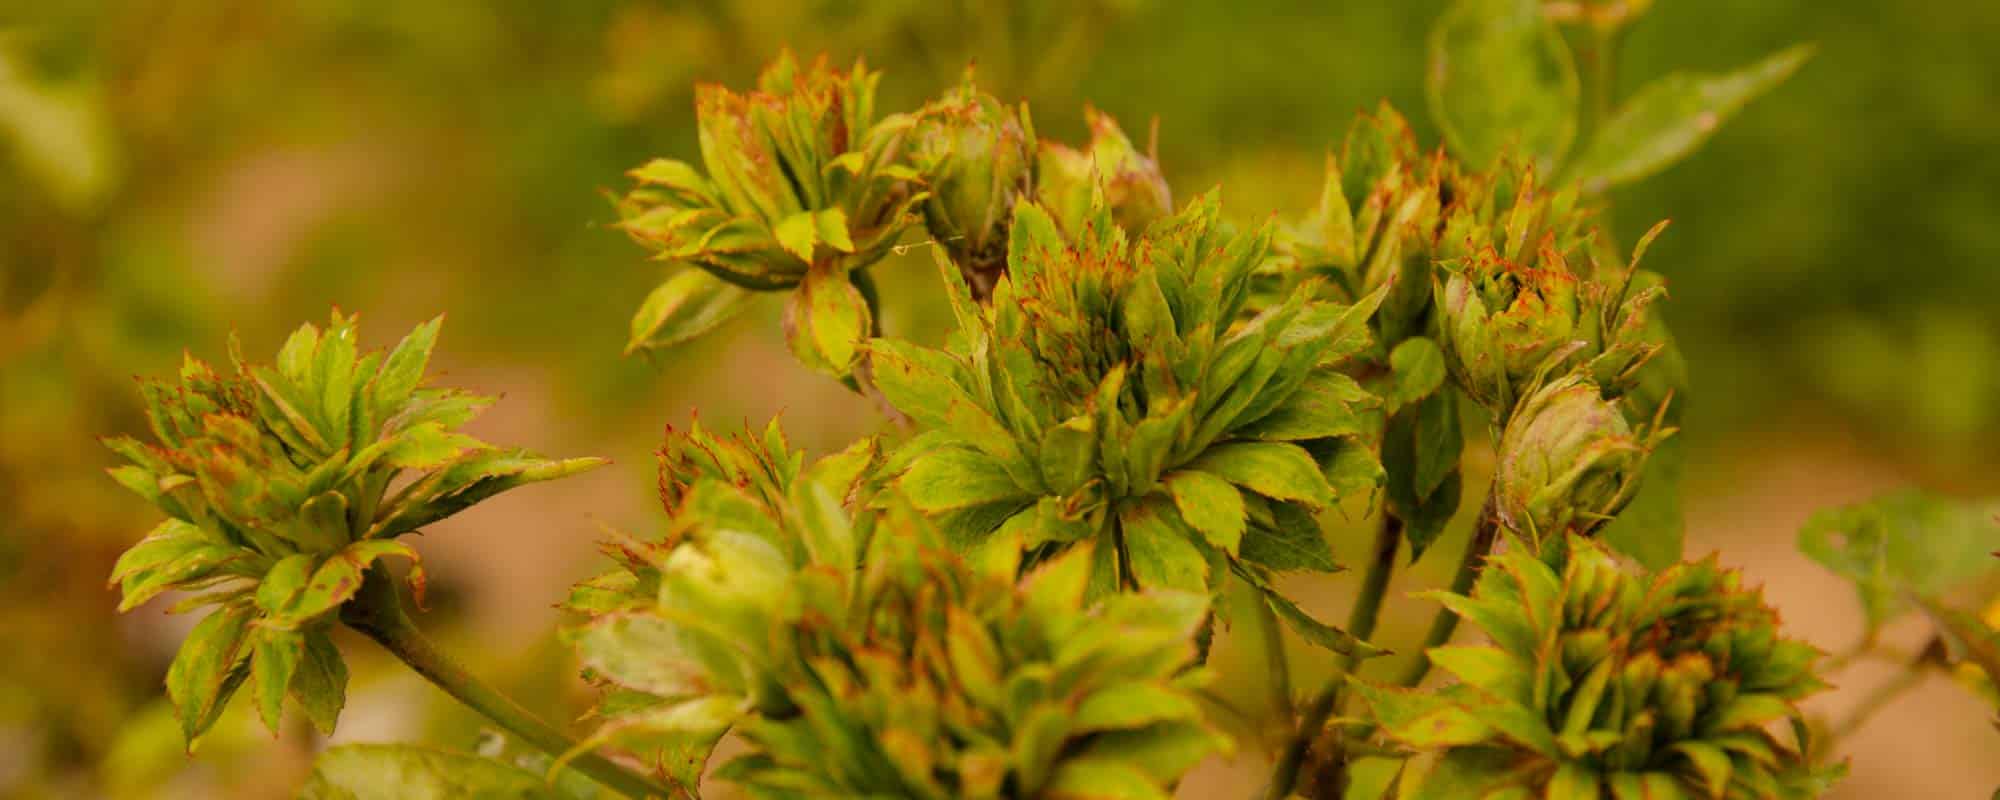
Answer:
top-left (866, 194), bottom-right (1387, 657)
top-left (1493, 373), bottom-right (1669, 545)
top-left (567, 422), bottom-right (1226, 799)
top-left (1360, 535), bottom-right (1843, 799)
top-left (909, 72), bottom-right (1037, 299)
top-left (105, 312), bottom-right (600, 743)
top-left (1036, 107), bottom-right (1173, 240)
top-left (1434, 161), bottom-right (1667, 416)
top-left (615, 51), bottom-right (926, 374)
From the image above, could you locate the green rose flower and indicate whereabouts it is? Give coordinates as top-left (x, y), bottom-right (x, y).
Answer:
top-left (1493, 373), bottom-right (1669, 545)
top-left (615, 51), bottom-right (927, 374)
top-left (1036, 107), bottom-right (1173, 239)
top-left (567, 421), bottom-right (1226, 799)
top-left (1360, 535), bottom-right (1843, 799)
top-left (105, 312), bottom-right (601, 744)
top-left (867, 193), bottom-right (1387, 656)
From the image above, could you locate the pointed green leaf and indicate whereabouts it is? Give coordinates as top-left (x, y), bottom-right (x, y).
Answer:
top-left (899, 447), bottom-right (1028, 513)
top-left (291, 629), bottom-right (348, 734)
top-left (166, 603), bottom-right (256, 745)
top-left (1120, 500), bottom-right (1209, 592)
top-left (251, 627), bottom-right (304, 733)
top-left (1569, 45), bottom-right (1814, 192)
top-left (627, 269), bottom-right (753, 354)
top-left (774, 211), bottom-right (819, 262)
top-left (1189, 442), bottom-right (1334, 508)
top-left (1164, 470), bottom-right (1245, 555)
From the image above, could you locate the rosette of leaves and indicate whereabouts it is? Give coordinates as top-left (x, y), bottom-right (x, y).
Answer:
top-left (104, 312), bottom-right (602, 744)
top-left (614, 51), bottom-right (926, 374)
top-left (1359, 535), bottom-right (1842, 799)
top-left (1492, 372), bottom-right (1670, 546)
top-left (909, 71), bottom-right (1036, 300)
top-left (1036, 106), bottom-right (1173, 240)
top-left (868, 192), bottom-right (1387, 656)
top-left (567, 424), bottom-right (1226, 798)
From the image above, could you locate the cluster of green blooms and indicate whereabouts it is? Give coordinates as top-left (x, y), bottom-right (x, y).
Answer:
top-left (1266, 105), bottom-right (1674, 553)
top-left (566, 421), bottom-right (1225, 798)
top-left (103, 312), bottom-right (601, 743)
top-left (867, 190), bottom-right (1387, 654)
top-left (614, 56), bottom-right (1176, 371)
top-left (1360, 535), bottom-right (1840, 799)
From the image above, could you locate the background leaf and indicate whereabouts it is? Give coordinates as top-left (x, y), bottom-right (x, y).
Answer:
top-left (1567, 44), bottom-right (1814, 192)
top-left (1798, 490), bottom-right (2000, 635)
top-left (301, 744), bottom-right (568, 799)
top-left (1427, 0), bottom-right (1580, 170)
top-left (626, 269), bottom-right (753, 354)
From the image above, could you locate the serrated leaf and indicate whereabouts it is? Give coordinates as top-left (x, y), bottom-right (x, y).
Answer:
top-left (1427, 0), bottom-right (1579, 171)
top-left (1798, 491), bottom-right (2000, 634)
top-left (251, 626), bottom-right (304, 733)
top-left (1261, 587), bottom-right (1384, 659)
top-left (868, 338), bottom-right (968, 430)
top-left (626, 269), bottom-right (753, 354)
top-left (1569, 45), bottom-right (1814, 192)
top-left (1388, 337), bottom-right (1447, 411)
top-left (815, 207), bottom-right (856, 252)
top-left (1236, 372), bottom-right (1376, 442)
top-left (1189, 441), bottom-right (1335, 508)
top-left (1383, 390), bottom-right (1465, 559)
top-left (786, 264), bottom-right (872, 374)
top-left (166, 603), bottom-right (256, 745)
top-left (1239, 503), bottom-right (1338, 573)
top-left (272, 540), bottom-right (424, 627)
top-left (899, 447), bottom-right (1028, 513)
top-left (773, 211), bottom-right (819, 262)
top-left (575, 612), bottom-right (731, 700)
top-left (291, 628), bottom-right (348, 734)
top-left (302, 744), bottom-right (564, 800)
top-left (1164, 470), bottom-right (1245, 555)
top-left (1120, 500), bottom-right (1209, 592)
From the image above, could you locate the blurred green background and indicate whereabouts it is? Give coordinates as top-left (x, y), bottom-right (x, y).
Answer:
top-left (2, 1), bottom-right (1995, 797)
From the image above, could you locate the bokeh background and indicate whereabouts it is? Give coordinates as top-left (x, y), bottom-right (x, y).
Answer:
top-left (3, 1), bottom-right (1996, 797)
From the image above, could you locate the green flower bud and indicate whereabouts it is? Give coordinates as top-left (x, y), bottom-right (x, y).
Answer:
top-left (104, 311), bottom-right (602, 744)
top-left (1493, 373), bottom-right (1663, 544)
top-left (866, 192), bottom-right (1385, 657)
top-left (1437, 245), bottom-right (1583, 410)
top-left (1432, 160), bottom-right (1666, 414)
top-left (1362, 535), bottom-right (1842, 799)
top-left (1036, 107), bottom-right (1172, 238)
top-left (615, 51), bottom-right (927, 374)
top-left (910, 73), bottom-right (1036, 299)
top-left (1267, 104), bottom-right (1439, 310)
top-left (569, 421), bottom-right (1225, 798)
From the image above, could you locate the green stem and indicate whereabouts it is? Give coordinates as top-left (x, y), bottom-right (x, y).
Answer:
top-left (1264, 513), bottom-right (1402, 800)
top-left (340, 568), bottom-right (671, 800)
top-left (1395, 493), bottom-right (1499, 688)
top-left (1256, 590), bottom-right (1294, 726)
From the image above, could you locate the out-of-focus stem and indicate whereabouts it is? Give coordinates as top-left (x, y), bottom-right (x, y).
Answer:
top-left (1395, 493), bottom-right (1499, 688)
top-left (1265, 513), bottom-right (1402, 800)
top-left (340, 568), bottom-right (670, 799)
